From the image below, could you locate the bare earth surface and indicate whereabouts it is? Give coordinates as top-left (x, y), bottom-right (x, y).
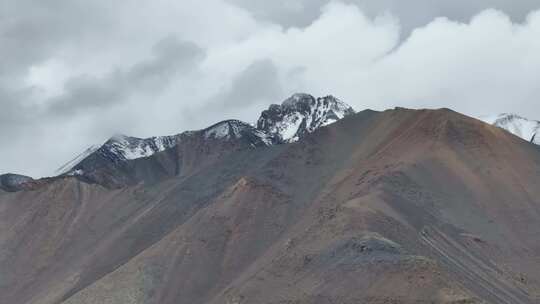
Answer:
top-left (2, 108), bottom-right (540, 304)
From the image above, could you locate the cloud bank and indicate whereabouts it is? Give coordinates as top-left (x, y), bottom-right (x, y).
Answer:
top-left (1, 0), bottom-right (540, 177)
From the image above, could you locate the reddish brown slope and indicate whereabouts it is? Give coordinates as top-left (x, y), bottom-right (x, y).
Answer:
top-left (2, 108), bottom-right (540, 304)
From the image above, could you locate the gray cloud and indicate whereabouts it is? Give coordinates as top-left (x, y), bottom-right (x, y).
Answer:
top-left (0, 1), bottom-right (109, 78)
top-left (196, 59), bottom-right (283, 125)
top-left (228, 0), bottom-right (540, 35)
top-left (47, 37), bottom-right (204, 116)
top-left (0, 33), bottom-right (204, 177)
top-left (225, 0), bottom-right (327, 28)
top-left (219, 59), bottom-right (283, 108)
top-left (350, 0), bottom-right (540, 35)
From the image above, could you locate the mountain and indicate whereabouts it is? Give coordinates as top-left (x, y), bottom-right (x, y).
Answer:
top-left (0, 173), bottom-right (33, 192)
top-left (481, 113), bottom-right (540, 145)
top-left (55, 145), bottom-right (101, 175)
top-left (56, 93), bottom-right (354, 186)
top-left (257, 93), bottom-right (355, 143)
top-left (2, 106), bottom-right (540, 304)
top-left (202, 119), bottom-right (273, 146)
top-left (56, 135), bottom-right (178, 177)
top-left (63, 120), bottom-right (273, 187)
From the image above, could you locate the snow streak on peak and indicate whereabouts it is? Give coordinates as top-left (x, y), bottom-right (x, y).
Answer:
top-left (257, 93), bottom-right (355, 143)
top-left (102, 134), bottom-right (178, 162)
top-left (481, 113), bottom-right (540, 145)
top-left (204, 120), bottom-right (246, 140)
top-left (204, 120), bottom-right (273, 146)
top-left (56, 135), bottom-right (179, 176)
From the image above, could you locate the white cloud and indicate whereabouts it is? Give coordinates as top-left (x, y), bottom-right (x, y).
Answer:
top-left (2, 1), bottom-right (540, 177)
top-left (356, 9), bottom-right (540, 116)
top-left (201, 3), bottom-right (540, 119)
top-left (25, 59), bottom-right (71, 99)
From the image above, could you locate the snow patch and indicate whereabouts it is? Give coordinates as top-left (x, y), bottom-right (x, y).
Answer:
top-left (480, 113), bottom-right (540, 144)
top-left (257, 94), bottom-right (355, 143)
top-left (105, 135), bottom-right (178, 161)
top-left (279, 112), bottom-right (304, 142)
top-left (205, 123), bottom-right (231, 139)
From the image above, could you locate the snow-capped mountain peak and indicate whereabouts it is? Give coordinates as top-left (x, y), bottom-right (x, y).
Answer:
top-left (100, 134), bottom-right (178, 162)
top-left (58, 134), bottom-right (179, 175)
top-left (257, 93), bottom-right (355, 143)
top-left (204, 120), bottom-right (273, 146)
top-left (481, 113), bottom-right (540, 145)
top-left (56, 94), bottom-right (355, 176)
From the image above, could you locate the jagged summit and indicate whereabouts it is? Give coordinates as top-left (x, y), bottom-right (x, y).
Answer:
top-left (257, 93), bottom-right (355, 143)
top-left (480, 113), bottom-right (540, 144)
top-left (56, 93), bottom-right (355, 176)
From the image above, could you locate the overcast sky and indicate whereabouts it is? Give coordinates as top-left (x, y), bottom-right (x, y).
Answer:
top-left (2, 0), bottom-right (540, 177)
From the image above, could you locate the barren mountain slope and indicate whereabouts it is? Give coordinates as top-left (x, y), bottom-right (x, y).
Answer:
top-left (2, 108), bottom-right (540, 304)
